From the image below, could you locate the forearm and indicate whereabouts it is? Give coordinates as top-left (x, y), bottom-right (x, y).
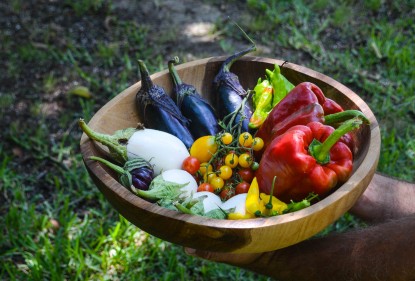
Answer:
top-left (241, 214), bottom-right (415, 281)
top-left (351, 173), bottom-right (415, 223)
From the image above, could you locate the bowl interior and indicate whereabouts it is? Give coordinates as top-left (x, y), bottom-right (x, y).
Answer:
top-left (80, 56), bottom-right (380, 253)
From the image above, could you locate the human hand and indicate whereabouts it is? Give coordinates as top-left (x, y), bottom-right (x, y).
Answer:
top-left (185, 248), bottom-right (262, 267)
top-left (185, 173), bottom-right (415, 281)
top-left (185, 247), bottom-right (287, 279)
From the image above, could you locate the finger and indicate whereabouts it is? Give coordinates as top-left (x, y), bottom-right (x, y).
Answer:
top-left (184, 247), bottom-right (261, 266)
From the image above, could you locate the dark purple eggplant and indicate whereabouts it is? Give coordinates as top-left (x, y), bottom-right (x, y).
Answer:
top-left (136, 60), bottom-right (194, 148)
top-left (212, 44), bottom-right (256, 133)
top-left (168, 57), bottom-right (220, 139)
top-left (89, 156), bottom-right (154, 192)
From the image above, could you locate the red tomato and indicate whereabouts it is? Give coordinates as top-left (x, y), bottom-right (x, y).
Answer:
top-left (219, 187), bottom-right (234, 201)
top-left (235, 181), bottom-right (250, 194)
top-left (182, 156), bottom-right (200, 175)
top-left (197, 183), bottom-right (214, 193)
top-left (237, 168), bottom-right (254, 183)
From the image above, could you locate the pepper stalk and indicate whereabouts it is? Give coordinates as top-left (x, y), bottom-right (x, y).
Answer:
top-left (324, 110), bottom-right (370, 126)
top-left (264, 176), bottom-right (277, 215)
top-left (309, 117), bottom-right (363, 165)
top-left (260, 176), bottom-right (288, 217)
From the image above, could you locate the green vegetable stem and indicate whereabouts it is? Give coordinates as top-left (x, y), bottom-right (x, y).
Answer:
top-left (79, 118), bottom-right (135, 164)
top-left (89, 156), bottom-right (154, 192)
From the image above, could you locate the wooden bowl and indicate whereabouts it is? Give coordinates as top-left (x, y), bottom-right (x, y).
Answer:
top-left (80, 56), bottom-right (380, 253)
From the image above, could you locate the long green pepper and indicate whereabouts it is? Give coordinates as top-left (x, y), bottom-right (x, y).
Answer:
top-left (249, 64), bottom-right (294, 129)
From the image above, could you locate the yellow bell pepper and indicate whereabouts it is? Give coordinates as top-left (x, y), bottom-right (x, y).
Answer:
top-left (228, 177), bottom-right (288, 220)
top-left (227, 212), bottom-right (254, 220)
top-left (260, 193), bottom-right (288, 215)
top-left (246, 177), bottom-right (265, 217)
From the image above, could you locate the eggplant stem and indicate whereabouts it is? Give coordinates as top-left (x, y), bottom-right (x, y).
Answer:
top-left (78, 118), bottom-right (132, 164)
top-left (221, 44), bottom-right (256, 73)
top-left (137, 60), bottom-right (154, 90)
top-left (220, 21), bottom-right (256, 73)
top-left (168, 56), bottom-right (182, 86)
top-left (89, 156), bottom-right (125, 174)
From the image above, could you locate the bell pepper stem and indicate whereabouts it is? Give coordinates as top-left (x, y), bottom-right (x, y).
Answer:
top-left (310, 117), bottom-right (363, 164)
top-left (324, 110), bottom-right (370, 126)
top-left (265, 176), bottom-right (277, 210)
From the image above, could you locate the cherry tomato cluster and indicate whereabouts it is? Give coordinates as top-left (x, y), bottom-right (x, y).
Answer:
top-left (182, 131), bottom-right (264, 201)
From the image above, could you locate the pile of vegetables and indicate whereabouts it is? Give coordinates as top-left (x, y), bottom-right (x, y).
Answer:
top-left (79, 41), bottom-right (369, 220)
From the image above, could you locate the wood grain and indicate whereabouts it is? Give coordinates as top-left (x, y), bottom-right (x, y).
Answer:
top-left (80, 56), bottom-right (381, 253)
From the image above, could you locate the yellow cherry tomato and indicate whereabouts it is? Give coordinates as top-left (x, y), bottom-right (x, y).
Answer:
top-left (210, 176), bottom-right (224, 191)
top-left (190, 135), bottom-right (218, 163)
top-left (252, 137), bottom-right (264, 151)
top-left (239, 153), bottom-right (253, 168)
top-left (199, 162), bottom-right (213, 175)
top-left (221, 132), bottom-right (233, 145)
top-left (218, 165), bottom-right (233, 180)
top-left (203, 172), bottom-right (217, 183)
top-left (239, 132), bottom-right (253, 148)
top-left (224, 153), bottom-right (239, 168)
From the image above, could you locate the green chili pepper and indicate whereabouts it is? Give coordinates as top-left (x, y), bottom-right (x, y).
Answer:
top-left (283, 193), bottom-right (319, 213)
top-left (265, 64), bottom-right (294, 107)
top-left (248, 64), bottom-right (294, 129)
top-left (249, 78), bottom-right (274, 129)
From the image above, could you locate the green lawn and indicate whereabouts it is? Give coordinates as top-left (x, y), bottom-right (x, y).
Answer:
top-left (1, 0), bottom-right (414, 280)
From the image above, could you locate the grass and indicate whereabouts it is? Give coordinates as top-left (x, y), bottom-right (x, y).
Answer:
top-left (1, 0), bottom-right (414, 280)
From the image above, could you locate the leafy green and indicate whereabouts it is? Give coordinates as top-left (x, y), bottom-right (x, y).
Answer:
top-left (135, 175), bottom-right (188, 208)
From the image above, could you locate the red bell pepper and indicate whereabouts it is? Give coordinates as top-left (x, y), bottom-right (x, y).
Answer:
top-left (256, 115), bottom-right (369, 203)
top-left (255, 82), bottom-right (344, 149)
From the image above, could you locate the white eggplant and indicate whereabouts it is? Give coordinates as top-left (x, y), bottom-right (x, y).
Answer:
top-left (221, 193), bottom-right (248, 215)
top-left (160, 169), bottom-right (197, 199)
top-left (133, 169), bottom-right (196, 205)
top-left (174, 191), bottom-right (226, 219)
top-left (192, 191), bottom-right (223, 213)
top-left (79, 119), bottom-right (189, 175)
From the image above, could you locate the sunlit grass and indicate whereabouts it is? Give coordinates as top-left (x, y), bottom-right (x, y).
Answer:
top-left (1, 0), bottom-right (414, 280)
